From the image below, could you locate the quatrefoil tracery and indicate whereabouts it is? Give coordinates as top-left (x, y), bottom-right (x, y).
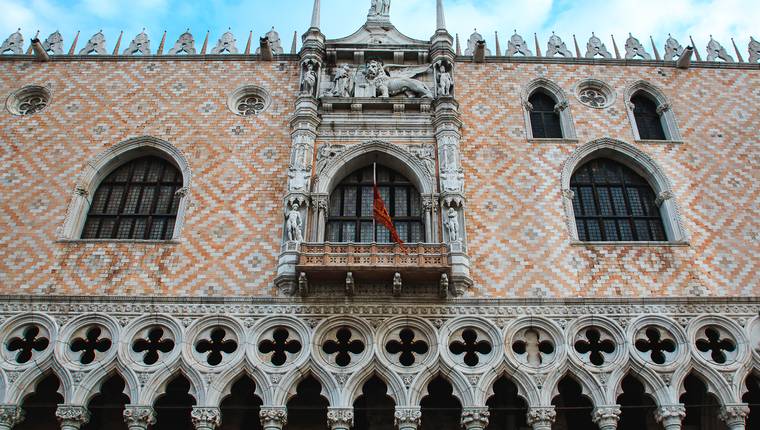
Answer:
top-left (696, 327), bottom-right (736, 364)
top-left (70, 326), bottom-right (112, 365)
top-left (322, 327), bottom-right (365, 367)
top-left (7, 326), bottom-right (50, 364)
top-left (574, 328), bottom-right (615, 366)
top-left (449, 329), bottom-right (492, 366)
top-left (512, 328), bottom-right (555, 366)
top-left (258, 327), bottom-right (302, 366)
top-left (635, 327), bottom-right (676, 365)
top-left (385, 328), bottom-right (429, 367)
top-left (195, 328), bottom-right (238, 366)
top-left (132, 327), bottom-right (175, 365)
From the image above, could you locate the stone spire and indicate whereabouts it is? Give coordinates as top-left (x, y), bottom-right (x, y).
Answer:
top-left (436, 0), bottom-right (446, 31)
top-left (310, 0), bottom-right (320, 29)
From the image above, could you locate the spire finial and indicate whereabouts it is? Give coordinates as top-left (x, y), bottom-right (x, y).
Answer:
top-left (310, 0), bottom-right (321, 29)
top-left (436, 0), bottom-right (446, 30)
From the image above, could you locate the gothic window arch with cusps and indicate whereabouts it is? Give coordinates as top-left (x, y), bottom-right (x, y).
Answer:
top-left (528, 91), bottom-right (563, 139)
top-left (570, 158), bottom-right (666, 242)
top-left (625, 81), bottom-right (682, 142)
top-left (81, 156), bottom-right (183, 240)
top-left (631, 92), bottom-right (666, 140)
top-left (522, 79), bottom-right (577, 141)
top-left (326, 165), bottom-right (424, 243)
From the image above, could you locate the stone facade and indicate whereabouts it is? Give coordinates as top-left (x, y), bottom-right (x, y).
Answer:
top-left (0, 0), bottom-right (758, 429)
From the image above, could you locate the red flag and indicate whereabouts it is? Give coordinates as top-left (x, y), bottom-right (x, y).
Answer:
top-left (373, 184), bottom-right (404, 245)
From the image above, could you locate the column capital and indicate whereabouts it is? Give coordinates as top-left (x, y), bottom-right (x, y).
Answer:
top-left (327, 407), bottom-right (354, 429)
top-left (56, 405), bottom-right (91, 429)
top-left (394, 406), bottom-right (422, 428)
top-left (526, 406), bottom-right (556, 429)
top-left (461, 407), bottom-right (490, 429)
top-left (655, 405), bottom-right (685, 430)
top-left (592, 405), bottom-right (621, 430)
top-left (260, 406), bottom-right (288, 428)
top-left (0, 405), bottom-right (25, 428)
top-left (191, 407), bottom-right (221, 430)
top-left (123, 406), bottom-right (156, 429)
top-left (719, 404), bottom-right (749, 428)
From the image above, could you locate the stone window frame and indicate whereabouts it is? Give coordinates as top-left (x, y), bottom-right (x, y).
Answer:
top-left (624, 81), bottom-right (683, 143)
top-left (60, 136), bottom-right (192, 242)
top-left (521, 78), bottom-right (578, 142)
top-left (560, 138), bottom-right (688, 244)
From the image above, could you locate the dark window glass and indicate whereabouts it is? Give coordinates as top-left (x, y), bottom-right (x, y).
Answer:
top-left (529, 91), bottom-right (563, 139)
top-left (632, 93), bottom-right (666, 140)
top-left (82, 156), bottom-right (183, 240)
top-left (326, 165), bottom-right (424, 243)
top-left (571, 159), bottom-right (666, 242)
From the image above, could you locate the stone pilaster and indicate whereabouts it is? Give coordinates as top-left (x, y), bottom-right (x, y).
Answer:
top-left (56, 405), bottom-right (90, 430)
top-left (719, 404), bottom-right (749, 430)
top-left (260, 407), bottom-right (288, 430)
top-left (0, 405), bottom-right (24, 430)
top-left (526, 406), bottom-right (555, 430)
top-left (123, 406), bottom-right (156, 430)
top-left (394, 407), bottom-right (421, 430)
top-left (654, 405), bottom-right (685, 430)
top-left (191, 407), bottom-right (221, 430)
top-left (461, 407), bottom-right (490, 430)
top-left (592, 405), bottom-right (621, 430)
top-left (327, 407), bottom-right (354, 430)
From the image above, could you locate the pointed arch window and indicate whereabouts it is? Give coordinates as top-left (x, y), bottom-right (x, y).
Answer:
top-left (81, 156), bottom-right (183, 240)
top-left (631, 93), bottom-right (666, 140)
top-left (326, 165), bottom-right (423, 243)
top-left (528, 91), bottom-right (563, 139)
top-left (570, 158), bottom-right (666, 242)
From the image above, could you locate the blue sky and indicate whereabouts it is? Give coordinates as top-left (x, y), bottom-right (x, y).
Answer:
top-left (1, 0), bottom-right (757, 56)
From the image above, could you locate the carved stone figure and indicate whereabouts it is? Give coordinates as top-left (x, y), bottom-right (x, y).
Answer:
top-left (0, 30), bottom-right (23, 55)
top-left (706, 36), bottom-right (734, 62)
top-left (360, 59), bottom-right (433, 98)
top-left (330, 64), bottom-right (352, 97)
top-left (79, 31), bottom-right (107, 55)
top-left (441, 168), bottom-right (464, 193)
top-left (436, 63), bottom-right (453, 97)
top-left (749, 37), bottom-right (760, 63)
top-left (169, 31), bottom-right (196, 55)
top-left (445, 207), bottom-right (460, 242)
top-left (507, 32), bottom-right (532, 56)
top-left (546, 33), bottom-right (573, 57)
top-left (585, 33), bottom-right (612, 59)
top-left (211, 31), bottom-right (238, 54)
top-left (301, 62), bottom-right (317, 96)
top-left (286, 203), bottom-right (304, 242)
top-left (465, 30), bottom-right (491, 56)
top-left (369, 0), bottom-right (391, 16)
top-left (624, 34), bottom-right (651, 60)
top-left (42, 31), bottom-right (64, 55)
top-left (123, 31), bottom-right (151, 55)
top-left (663, 35), bottom-right (684, 61)
top-left (256, 28), bottom-right (283, 55)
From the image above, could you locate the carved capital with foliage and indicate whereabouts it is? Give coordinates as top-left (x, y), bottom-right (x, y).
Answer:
top-left (259, 407), bottom-right (288, 428)
top-left (719, 404), bottom-right (749, 426)
top-left (394, 407), bottom-right (422, 428)
top-left (526, 407), bottom-right (556, 426)
top-left (0, 405), bottom-right (24, 427)
top-left (461, 407), bottom-right (490, 429)
top-left (327, 408), bottom-right (354, 429)
top-left (123, 406), bottom-right (156, 429)
top-left (592, 406), bottom-right (621, 429)
top-left (654, 405), bottom-right (685, 425)
top-left (191, 407), bottom-right (221, 429)
top-left (56, 405), bottom-right (90, 428)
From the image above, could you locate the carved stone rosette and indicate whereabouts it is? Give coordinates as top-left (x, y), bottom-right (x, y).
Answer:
top-left (191, 407), bottom-right (221, 430)
top-left (592, 406), bottom-right (622, 430)
top-left (56, 405), bottom-right (91, 430)
top-left (327, 407), bottom-right (354, 430)
top-left (719, 404), bottom-right (750, 429)
top-left (654, 405), bottom-right (685, 430)
top-left (0, 405), bottom-right (24, 429)
top-left (526, 407), bottom-right (556, 430)
top-left (260, 407), bottom-right (288, 430)
top-left (394, 407), bottom-right (422, 430)
top-left (123, 406), bottom-right (156, 430)
top-left (461, 407), bottom-right (490, 430)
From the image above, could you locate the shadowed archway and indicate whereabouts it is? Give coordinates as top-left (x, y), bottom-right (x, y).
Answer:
top-left (153, 374), bottom-right (197, 430)
top-left (680, 373), bottom-right (728, 430)
top-left (285, 376), bottom-right (329, 430)
top-left (420, 377), bottom-right (462, 430)
top-left (485, 376), bottom-right (528, 430)
top-left (81, 374), bottom-right (130, 430)
top-left (219, 375), bottom-right (263, 430)
top-left (16, 374), bottom-right (64, 430)
top-left (551, 376), bottom-right (595, 430)
top-left (616, 374), bottom-right (658, 430)
top-left (353, 376), bottom-right (395, 430)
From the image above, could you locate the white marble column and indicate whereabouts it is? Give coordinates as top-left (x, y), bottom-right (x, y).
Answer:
top-left (461, 407), bottom-right (490, 430)
top-left (327, 407), bottom-right (353, 430)
top-left (123, 405), bottom-right (156, 430)
top-left (56, 405), bottom-right (90, 430)
top-left (260, 407), bottom-right (288, 430)
top-left (191, 407), bottom-right (221, 430)
top-left (394, 407), bottom-right (421, 430)
top-left (592, 406), bottom-right (621, 430)
top-left (654, 405), bottom-right (685, 430)
top-left (720, 404), bottom-right (750, 430)
top-left (526, 406), bottom-right (555, 430)
top-left (0, 405), bottom-right (24, 430)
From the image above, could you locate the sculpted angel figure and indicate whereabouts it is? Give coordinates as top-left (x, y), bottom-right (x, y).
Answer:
top-left (362, 59), bottom-right (433, 98)
top-left (286, 203), bottom-right (304, 242)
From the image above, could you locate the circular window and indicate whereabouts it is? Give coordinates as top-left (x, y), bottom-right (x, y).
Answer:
top-left (6, 85), bottom-right (51, 116)
top-left (575, 79), bottom-right (615, 109)
top-left (227, 85), bottom-right (270, 116)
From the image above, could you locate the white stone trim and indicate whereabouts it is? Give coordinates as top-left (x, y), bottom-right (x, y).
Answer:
top-left (624, 80), bottom-right (683, 142)
top-left (521, 78), bottom-right (577, 140)
top-left (560, 138), bottom-right (688, 243)
top-left (60, 136), bottom-right (192, 241)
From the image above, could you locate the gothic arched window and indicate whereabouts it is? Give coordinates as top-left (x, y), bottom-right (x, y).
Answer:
top-left (570, 158), bottom-right (666, 242)
top-left (327, 165), bottom-right (423, 243)
top-left (631, 93), bottom-right (666, 140)
top-left (529, 91), bottom-right (563, 139)
top-left (81, 156), bottom-right (183, 240)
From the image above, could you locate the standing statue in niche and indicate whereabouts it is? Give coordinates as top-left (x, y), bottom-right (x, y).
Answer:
top-left (437, 63), bottom-right (453, 97)
top-left (445, 207), bottom-right (460, 242)
top-left (301, 62), bottom-right (317, 95)
top-left (369, 0), bottom-right (391, 16)
top-left (286, 203), bottom-right (304, 242)
top-left (330, 64), bottom-right (353, 97)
